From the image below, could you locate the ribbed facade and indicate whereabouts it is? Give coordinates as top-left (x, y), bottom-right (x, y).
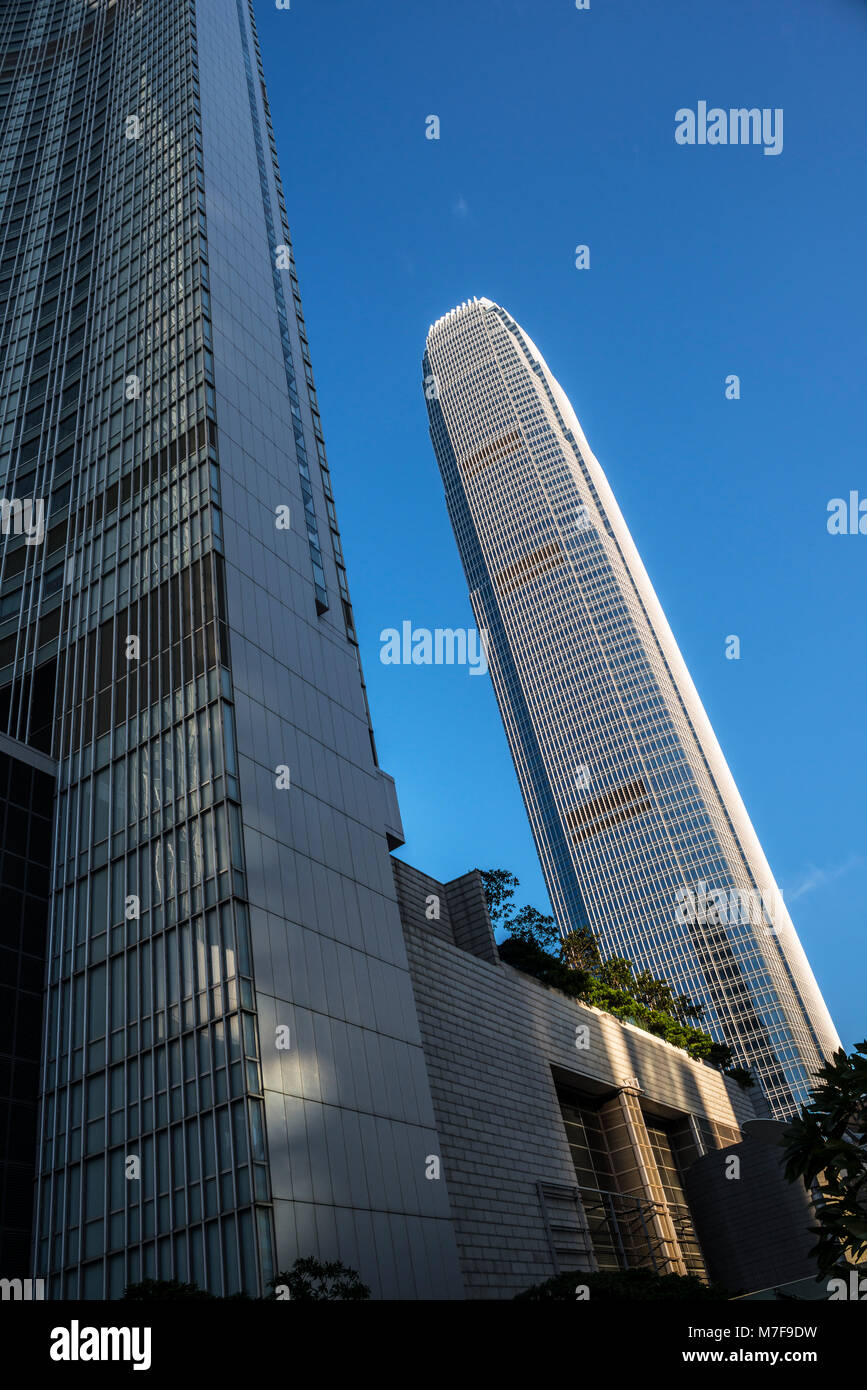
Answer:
top-left (0, 0), bottom-right (461, 1299)
top-left (423, 297), bottom-right (840, 1119)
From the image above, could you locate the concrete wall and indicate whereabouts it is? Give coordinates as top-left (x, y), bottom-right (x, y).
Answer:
top-left (397, 861), bottom-right (759, 1298)
top-left (683, 1137), bottom-right (820, 1295)
top-left (198, 2), bottom-right (463, 1299)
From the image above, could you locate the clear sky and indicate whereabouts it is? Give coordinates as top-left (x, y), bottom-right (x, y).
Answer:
top-left (251, 0), bottom-right (866, 1051)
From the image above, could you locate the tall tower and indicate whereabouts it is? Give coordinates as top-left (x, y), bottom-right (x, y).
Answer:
top-left (423, 297), bottom-right (840, 1118)
top-left (0, 0), bottom-right (462, 1298)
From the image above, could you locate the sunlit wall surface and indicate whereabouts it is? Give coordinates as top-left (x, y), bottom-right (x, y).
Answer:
top-left (0, 0), bottom-right (460, 1298)
top-left (424, 297), bottom-right (840, 1119)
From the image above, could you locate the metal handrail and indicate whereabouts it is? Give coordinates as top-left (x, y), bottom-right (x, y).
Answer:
top-left (535, 1180), bottom-right (707, 1280)
top-left (576, 1185), bottom-right (705, 1277)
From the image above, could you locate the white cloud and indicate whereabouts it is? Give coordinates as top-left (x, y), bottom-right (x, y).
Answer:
top-left (788, 854), bottom-right (863, 903)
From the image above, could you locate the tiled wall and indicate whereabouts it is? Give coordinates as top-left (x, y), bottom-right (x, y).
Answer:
top-left (196, 0), bottom-right (463, 1299)
top-left (402, 902), bottom-right (758, 1298)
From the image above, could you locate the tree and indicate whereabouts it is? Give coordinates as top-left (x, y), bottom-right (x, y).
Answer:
top-left (596, 955), bottom-right (634, 992)
top-left (477, 868), bottom-right (519, 929)
top-left (632, 968), bottom-right (675, 1014)
top-left (782, 1041), bottom-right (867, 1276)
top-left (508, 902), bottom-right (561, 952)
top-left (672, 992), bottom-right (705, 1025)
top-left (498, 934), bottom-right (588, 998)
top-left (560, 926), bottom-right (602, 973)
top-left (268, 1258), bottom-right (371, 1301)
top-left (478, 868), bottom-right (559, 952)
top-left (484, 868), bottom-right (719, 1070)
top-left (723, 1065), bottom-right (756, 1090)
top-left (704, 1041), bottom-right (735, 1069)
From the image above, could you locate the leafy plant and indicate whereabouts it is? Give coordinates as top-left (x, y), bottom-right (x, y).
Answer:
top-left (498, 935), bottom-right (589, 996)
top-left (672, 993), bottom-right (706, 1025)
top-left (631, 967), bottom-right (674, 1012)
top-left (560, 926), bottom-right (602, 973)
top-left (514, 1267), bottom-right (732, 1300)
top-left (498, 932), bottom-right (732, 1066)
top-left (723, 1065), bottom-right (756, 1089)
top-left (782, 1041), bottom-right (867, 1276)
top-left (482, 869), bottom-right (733, 1070)
top-left (596, 955), bottom-right (635, 993)
top-left (122, 1278), bottom-right (253, 1300)
top-left (478, 868), bottom-right (521, 929)
top-left (123, 1257), bottom-right (370, 1301)
top-left (478, 868), bottom-right (561, 952)
top-left (268, 1257), bottom-right (371, 1301)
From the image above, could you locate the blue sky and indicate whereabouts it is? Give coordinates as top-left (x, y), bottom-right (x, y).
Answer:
top-left (252, 0), bottom-right (866, 1050)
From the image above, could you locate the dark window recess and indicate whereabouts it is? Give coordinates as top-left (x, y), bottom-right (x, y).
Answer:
top-left (38, 609), bottom-right (61, 646)
top-left (0, 748), bottom-right (55, 1272)
top-left (62, 556), bottom-right (230, 751)
top-left (29, 658), bottom-right (57, 753)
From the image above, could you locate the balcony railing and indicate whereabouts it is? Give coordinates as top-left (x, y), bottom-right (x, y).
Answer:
top-left (537, 1181), bottom-right (707, 1280)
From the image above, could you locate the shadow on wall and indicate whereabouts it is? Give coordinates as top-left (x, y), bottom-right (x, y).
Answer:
top-left (682, 1123), bottom-right (821, 1297)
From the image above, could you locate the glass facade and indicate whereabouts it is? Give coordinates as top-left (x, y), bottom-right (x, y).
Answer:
top-left (424, 297), bottom-right (840, 1119)
top-left (0, 742), bottom-right (54, 1276)
top-left (0, 0), bottom-right (461, 1299)
top-left (556, 1084), bottom-right (709, 1279)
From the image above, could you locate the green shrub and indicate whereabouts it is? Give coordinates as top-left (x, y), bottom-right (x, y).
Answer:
top-left (497, 934), bottom-right (732, 1067)
top-left (723, 1065), bottom-right (757, 1089)
top-left (123, 1257), bottom-right (370, 1301)
top-left (268, 1258), bottom-right (371, 1301)
top-left (783, 1042), bottom-right (867, 1275)
top-left (124, 1278), bottom-right (217, 1300)
top-left (514, 1267), bottom-right (732, 1300)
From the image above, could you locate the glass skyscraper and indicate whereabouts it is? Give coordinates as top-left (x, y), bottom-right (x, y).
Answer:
top-left (423, 297), bottom-right (840, 1119)
top-left (0, 0), bottom-right (462, 1299)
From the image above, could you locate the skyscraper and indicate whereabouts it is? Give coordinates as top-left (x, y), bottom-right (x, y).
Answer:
top-left (0, 0), bottom-right (462, 1299)
top-left (423, 297), bottom-right (840, 1118)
